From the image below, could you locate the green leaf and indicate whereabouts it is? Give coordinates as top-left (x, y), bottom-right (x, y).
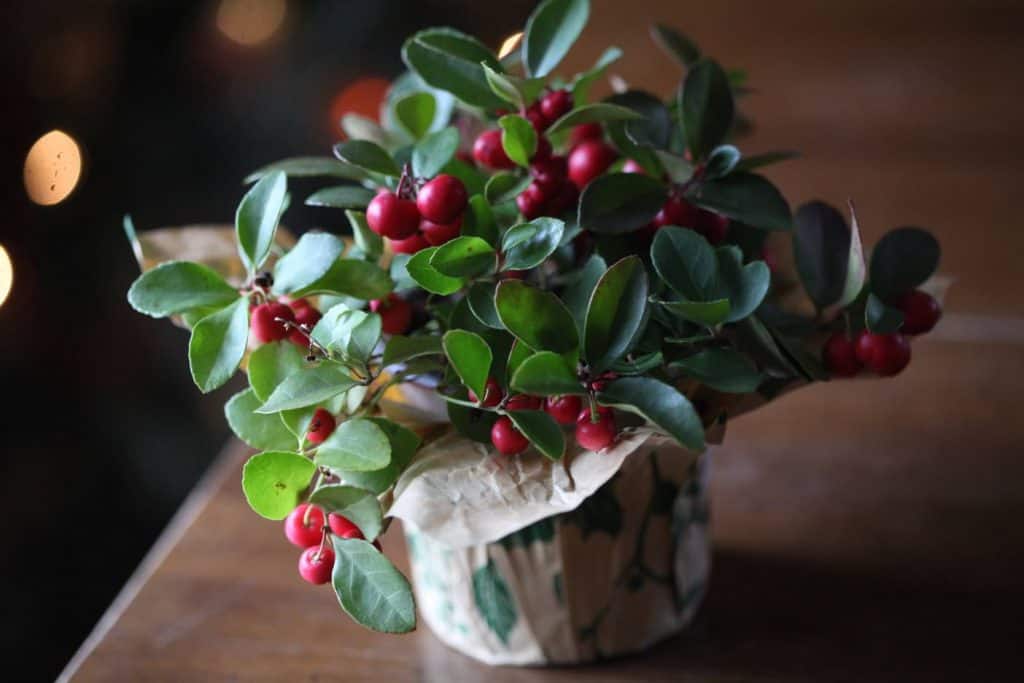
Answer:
top-left (311, 304), bottom-right (381, 363)
top-left (127, 261), bottom-right (239, 318)
top-left (715, 247), bottom-right (770, 323)
top-left (578, 172), bottom-right (666, 233)
top-left (341, 113), bottom-right (396, 147)
top-left (570, 46), bottom-right (623, 104)
top-left (332, 140), bottom-right (401, 177)
top-left (430, 236), bottom-right (496, 278)
top-left (495, 280), bottom-right (579, 354)
top-left (545, 102), bottom-right (642, 136)
top-left (836, 201), bottom-right (866, 310)
top-left (337, 418), bottom-right (421, 494)
top-left (507, 410), bottom-right (565, 460)
top-left (651, 227), bottom-right (718, 301)
top-left (315, 418), bottom-right (391, 473)
top-left (484, 171), bottom-right (532, 204)
top-left (309, 485), bottom-right (383, 540)
top-left (188, 298), bottom-right (249, 393)
top-left (248, 341), bottom-right (306, 403)
top-left (650, 23), bottom-right (700, 66)
top-left (869, 227), bottom-right (940, 300)
top-left (225, 389), bottom-right (298, 451)
top-left (406, 247), bottom-right (465, 295)
top-left (236, 171), bottom-right (287, 273)
top-left (394, 91), bottom-right (436, 139)
top-left (272, 232), bottom-right (346, 295)
top-left (670, 348), bottom-right (762, 393)
top-left (304, 185), bottom-right (376, 209)
top-left (792, 201), bottom-right (854, 309)
top-left (655, 298), bottom-right (731, 327)
top-left (510, 351), bottom-right (583, 396)
top-left (381, 334), bottom-right (443, 367)
top-left (583, 256), bottom-right (649, 372)
top-left (241, 451), bottom-right (316, 520)
top-left (466, 282), bottom-right (504, 329)
top-left (501, 218), bottom-right (565, 270)
top-left (346, 210), bottom-right (383, 261)
top-left (244, 157), bottom-right (363, 184)
top-left (332, 537), bottom-right (416, 633)
top-left (865, 292), bottom-right (905, 333)
top-left (443, 330), bottom-right (493, 402)
top-left (412, 127), bottom-right (460, 179)
top-left (563, 254), bottom-right (608, 331)
top-left (472, 559), bottom-right (517, 643)
top-left (402, 27), bottom-right (505, 109)
top-left (734, 150), bottom-right (799, 173)
top-left (703, 144), bottom-right (741, 180)
top-left (497, 114), bottom-right (538, 168)
top-left (523, 0), bottom-right (590, 77)
top-left (482, 62), bottom-right (525, 108)
top-left (687, 172), bottom-right (792, 231)
top-left (598, 376), bottom-right (704, 451)
top-left (290, 258), bottom-right (393, 300)
top-left (461, 194), bottom-right (499, 246)
top-left (255, 364), bottom-right (358, 413)
top-left (681, 59), bottom-right (734, 160)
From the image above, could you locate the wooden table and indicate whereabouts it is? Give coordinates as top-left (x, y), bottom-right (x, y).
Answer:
top-left (63, 1), bottom-right (1024, 680)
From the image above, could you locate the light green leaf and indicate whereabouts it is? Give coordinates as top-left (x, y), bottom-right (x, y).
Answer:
top-left (332, 537), bottom-right (416, 633)
top-left (290, 258), bottom-right (393, 301)
top-left (402, 27), bottom-right (505, 109)
top-left (127, 261), bottom-right (239, 318)
top-left (309, 485), bottom-right (383, 540)
top-left (304, 185), bottom-right (376, 209)
top-left (598, 376), bottom-right (704, 451)
top-left (241, 451), bottom-right (316, 520)
top-left (583, 255), bottom-right (648, 372)
top-left (346, 209), bottom-right (383, 261)
top-left (495, 280), bottom-right (578, 354)
top-left (188, 298), bottom-right (249, 393)
top-left (461, 194), bottom-right (499, 247)
top-left (510, 351), bottom-right (582, 396)
top-left (337, 418), bottom-right (421, 494)
top-left (311, 304), bottom-right (381, 363)
top-left (443, 330), bottom-right (493, 401)
top-left (315, 418), bottom-right (391, 473)
top-left (248, 341), bottom-right (307, 403)
top-left (523, 0), bottom-right (591, 77)
top-left (272, 232), bottom-right (346, 295)
top-left (225, 389), bottom-right (298, 451)
top-left (236, 171), bottom-right (287, 273)
top-left (482, 62), bottom-right (525, 108)
top-left (498, 114), bottom-right (537, 167)
top-left (406, 247), bottom-right (465, 295)
top-left (507, 410), bottom-right (565, 460)
top-left (394, 91), bottom-right (436, 139)
top-left (412, 126), bottom-right (460, 179)
top-left (256, 364), bottom-right (358, 413)
top-left (333, 140), bottom-right (401, 177)
top-left (501, 218), bottom-right (565, 270)
top-left (430, 236), bottom-right (496, 278)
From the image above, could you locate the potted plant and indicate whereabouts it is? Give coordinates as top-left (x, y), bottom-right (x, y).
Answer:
top-left (125, 0), bottom-right (944, 666)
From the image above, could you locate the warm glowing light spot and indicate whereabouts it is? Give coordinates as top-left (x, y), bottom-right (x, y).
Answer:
top-left (217, 0), bottom-right (286, 46)
top-left (24, 130), bottom-right (82, 206)
top-left (498, 32), bottom-right (523, 60)
top-left (0, 245), bottom-right (12, 309)
top-left (329, 77), bottom-right (391, 131)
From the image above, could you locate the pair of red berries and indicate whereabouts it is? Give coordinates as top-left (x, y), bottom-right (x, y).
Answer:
top-left (367, 174), bottom-right (468, 253)
top-left (251, 297), bottom-right (322, 348)
top-left (472, 89), bottom-right (574, 170)
top-left (369, 293), bottom-right (413, 335)
top-left (285, 504), bottom-right (379, 584)
top-left (640, 194), bottom-right (729, 244)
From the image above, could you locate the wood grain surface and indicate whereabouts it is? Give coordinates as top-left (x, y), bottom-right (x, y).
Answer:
top-left (62, 1), bottom-right (1024, 680)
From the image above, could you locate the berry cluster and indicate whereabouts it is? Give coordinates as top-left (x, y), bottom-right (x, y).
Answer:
top-left (822, 288), bottom-right (942, 377)
top-left (251, 296), bottom-right (323, 350)
top-left (368, 172), bottom-right (468, 254)
top-left (283, 503), bottom-right (381, 585)
top-left (641, 193), bottom-right (730, 245)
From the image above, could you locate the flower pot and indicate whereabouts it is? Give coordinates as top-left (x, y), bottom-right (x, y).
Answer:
top-left (403, 446), bottom-right (711, 666)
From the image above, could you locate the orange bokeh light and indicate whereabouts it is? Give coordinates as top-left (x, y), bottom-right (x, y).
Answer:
top-left (216, 0), bottom-right (286, 46)
top-left (329, 77), bottom-right (391, 133)
top-left (498, 32), bottom-right (523, 59)
top-left (24, 130), bottom-right (83, 206)
top-left (0, 244), bottom-right (12, 309)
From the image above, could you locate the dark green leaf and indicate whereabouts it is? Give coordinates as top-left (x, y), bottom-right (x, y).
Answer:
top-left (687, 172), bottom-right (792, 231)
top-left (523, 0), bottom-right (590, 77)
top-left (188, 298), bottom-right (249, 393)
top-left (461, 194), bottom-right (499, 246)
top-left (472, 559), bottom-right (517, 643)
top-left (309, 485), bottom-right (383, 540)
top-left (412, 127), bottom-right (460, 179)
top-left (507, 410), bottom-right (565, 460)
top-left (332, 537), bottom-right (416, 633)
top-left (484, 171), bottom-right (531, 205)
top-left (505, 339), bottom-right (534, 385)
top-left (338, 418), bottom-right (421, 494)
top-left (272, 232), bottom-right (346, 295)
top-left (448, 401), bottom-right (499, 443)
top-left (443, 330), bottom-right (493, 401)
top-left (225, 389), bottom-right (298, 451)
top-left (734, 150), bottom-right (799, 173)
top-left (510, 351), bottom-right (583, 396)
top-left (127, 261), bottom-right (239, 318)
top-left (236, 171), bottom-right (287, 273)
top-left (649, 23), bottom-right (700, 66)
top-left (332, 140), bottom-right (401, 177)
top-left (244, 157), bottom-right (363, 184)
top-left (242, 451), bottom-right (315, 520)
top-left (381, 334), bottom-right (444, 367)
top-left (255, 364), bottom-right (358, 413)
top-left (583, 255), bottom-right (648, 372)
top-left (681, 59), bottom-right (734, 160)
top-left (703, 144), bottom-right (741, 180)
top-left (402, 27), bottom-right (505, 109)
top-left (495, 280), bottom-right (578, 354)
top-left (291, 258), bottom-right (393, 300)
top-left (670, 348), bottom-right (762, 393)
top-left (570, 46), bottom-right (623, 104)
top-left (430, 236), bottom-right (496, 278)
top-left (732, 315), bottom-right (801, 379)
top-left (304, 185), bottom-right (376, 209)
top-left (650, 227), bottom-right (718, 301)
top-left (248, 341), bottom-right (306, 403)
top-left (599, 376), bottom-right (704, 451)
top-left (563, 254), bottom-right (607, 331)
top-left (315, 418), bottom-right (391, 473)
top-left (865, 292), bottom-right (905, 333)
top-left (792, 201), bottom-right (852, 308)
top-left (545, 103), bottom-right (642, 136)
top-left (394, 91), bottom-right (436, 139)
top-left (715, 246), bottom-right (770, 323)
top-left (498, 114), bottom-right (537, 167)
top-left (466, 281), bottom-right (504, 329)
top-left (406, 247), bottom-right (465, 295)
top-left (501, 218), bottom-right (565, 270)
top-left (578, 172), bottom-right (666, 233)
top-left (869, 227), bottom-right (940, 300)
top-left (655, 298), bottom-right (731, 327)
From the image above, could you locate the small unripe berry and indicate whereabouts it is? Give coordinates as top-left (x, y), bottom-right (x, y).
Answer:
top-left (306, 408), bottom-right (336, 445)
top-left (856, 331), bottom-right (912, 376)
top-left (328, 513), bottom-right (363, 539)
top-left (284, 504), bottom-right (325, 548)
top-left (505, 394), bottom-right (542, 411)
top-left (420, 216), bottom-right (462, 246)
top-left (388, 232), bottom-right (429, 255)
top-left (298, 546), bottom-right (335, 585)
top-left (366, 192), bottom-right (420, 239)
top-left (569, 122), bottom-right (603, 147)
top-left (575, 408), bottom-right (617, 451)
top-left (893, 289), bottom-right (941, 335)
top-left (416, 174), bottom-right (467, 224)
top-left (491, 416), bottom-right (530, 456)
top-left (822, 332), bottom-right (862, 378)
top-left (469, 377), bottom-right (503, 407)
top-left (251, 302), bottom-right (295, 344)
top-left (473, 129), bottom-right (514, 169)
top-left (545, 395), bottom-right (583, 425)
top-left (568, 140), bottom-right (617, 189)
top-left (369, 294), bottom-right (412, 335)
top-left (540, 90), bottom-right (573, 123)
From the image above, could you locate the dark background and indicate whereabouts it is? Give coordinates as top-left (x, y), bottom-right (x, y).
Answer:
top-left (0, 2), bottom-right (530, 679)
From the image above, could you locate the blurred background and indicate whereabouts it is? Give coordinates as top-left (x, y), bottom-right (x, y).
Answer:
top-left (4, 1), bottom-right (1024, 681)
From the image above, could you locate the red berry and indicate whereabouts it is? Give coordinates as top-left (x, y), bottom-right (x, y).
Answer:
top-left (525, 102), bottom-right (549, 132)
top-left (420, 216), bottom-right (462, 246)
top-left (545, 395), bottom-right (583, 425)
top-left (822, 333), bottom-right (862, 378)
top-left (455, 149), bottom-right (475, 166)
top-left (697, 210), bottom-right (730, 245)
top-left (473, 129), bottom-right (514, 169)
top-left (570, 122), bottom-right (603, 147)
top-left (653, 195), bottom-right (701, 229)
top-left (568, 140), bottom-right (617, 189)
top-left (366, 192), bottom-right (420, 239)
top-left (469, 377), bottom-right (503, 407)
top-left (328, 513), bottom-right (363, 539)
top-left (622, 159), bottom-right (646, 174)
top-left (540, 90), bottom-right (573, 122)
top-left (251, 302), bottom-right (295, 344)
top-left (530, 155), bottom-right (568, 196)
top-left (369, 294), bottom-right (413, 335)
top-left (284, 504), bottom-right (325, 548)
top-left (389, 232), bottom-right (429, 254)
top-left (532, 136), bottom-right (552, 162)
top-left (298, 546), bottom-right (335, 585)
top-left (416, 174), bottom-right (467, 224)
top-left (505, 394), bottom-right (542, 411)
top-left (306, 408), bottom-right (336, 445)
top-left (516, 184), bottom-right (547, 219)
top-left (547, 181), bottom-right (579, 216)
top-left (491, 416), bottom-right (529, 456)
top-left (288, 304), bottom-right (322, 348)
top-left (856, 331), bottom-right (911, 376)
top-left (285, 297), bottom-right (313, 314)
top-left (575, 409), bottom-right (617, 451)
top-left (893, 290), bottom-right (941, 335)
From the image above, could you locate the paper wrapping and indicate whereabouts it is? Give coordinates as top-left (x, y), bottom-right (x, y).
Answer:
top-left (402, 436), bottom-right (712, 665)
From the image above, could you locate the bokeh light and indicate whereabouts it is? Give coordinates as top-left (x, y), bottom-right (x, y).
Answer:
top-left (498, 32), bottom-right (523, 59)
top-left (329, 77), bottom-right (391, 132)
top-left (0, 245), bottom-right (12, 309)
top-left (24, 130), bottom-right (83, 206)
top-left (216, 0), bottom-right (286, 46)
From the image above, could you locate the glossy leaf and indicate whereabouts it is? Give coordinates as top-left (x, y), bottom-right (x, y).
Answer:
top-left (406, 247), bottom-right (465, 295)
top-left (578, 172), bottom-right (666, 234)
top-left (498, 114), bottom-right (537, 167)
top-left (241, 451), bottom-right (316, 520)
top-left (865, 293), bottom-right (905, 333)
top-left (484, 171), bottom-right (532, 204)
top-left (670, 348), bottom-right (762, 393)
top-left (523, 0), bottom-right (590, 77)
top-left (430, 236), bottom-right (496, 278)
top-left (715, 247), bottom-right (770, 323)
top-left (792, 201), bottom-right (852, 308)
top-left (562, 254), bottom-right (608, 331)
top-left (290, 258), bottom-right (393, 301)
top-left (655, 298), bottom-right (731, 327)
top-left (332, 536), bottom-right (416, 633)
top-left (650, 227), bottom-right (718, 301)
top-left (703, 144), bottom-right (741, 180)
top-left (309, 484), bottom-right (383, 540)
top-left (225, 389), bottom-right (298, 451)
top-left (680, 59), bottom-right (734, 160)
top-left (236, 171), bottom-right (287, 273)
top-left (687, 172), bottom-right (792, 231)
top-left (311, 304), bottom-right (381, 363)
top-left (583, 256), bottom-right (648, 372)
top-left (482, 62), bottom-right (526, 108)
top-left (332, 140), bottom-right (401, 177)
top-left (315, 418), bottom-right (391, 473)
top-left (869, 227), bottom-right (940, 300)
top-left (255, 364), bottom-right (358, 414)
top-left (507, 410), bottom-right (565, 460)
top-left (402, 27), bottom-right (505, 109)
top-left (466, 282), bottom-right (504, 329)
top-left (337, 418), bottom-right (421, 494)
top-left (381, 334), bottom-right (443, 367)
top-left (272, 232), bottom-right (346, 295)
top-left (836, 200), bottom-right (866, 309)
top-left (244, 157), bottom-right (362, 184)
top-left (248, 341), bottom-right (306, 403)
top-left (650, 23), bottom-right (700, 66)
top-left (495, 280), bottom-right (578, 354)
top-left (188, 298), bottom-right (249, 393)
top-left (443, 330), bottom-right (493, 401)
top-left (545, 102), bottom-right (642, 136)
top-left (412, 127), bottom-right (460, 179)
top-left (304, 185), bottom-right (376, 209)
top-left (461, 194), bottom-right (499, 247)
top-left (501, 218), bottom-right (565, 270)
top-left (128, 261), bottom-right (239, 318)
top-left (510, 351), bottom-right (583, 396)
top-left (598, 377), bottom-right (704, 451)
top-left (394, 91), bottom-right (436, 139)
